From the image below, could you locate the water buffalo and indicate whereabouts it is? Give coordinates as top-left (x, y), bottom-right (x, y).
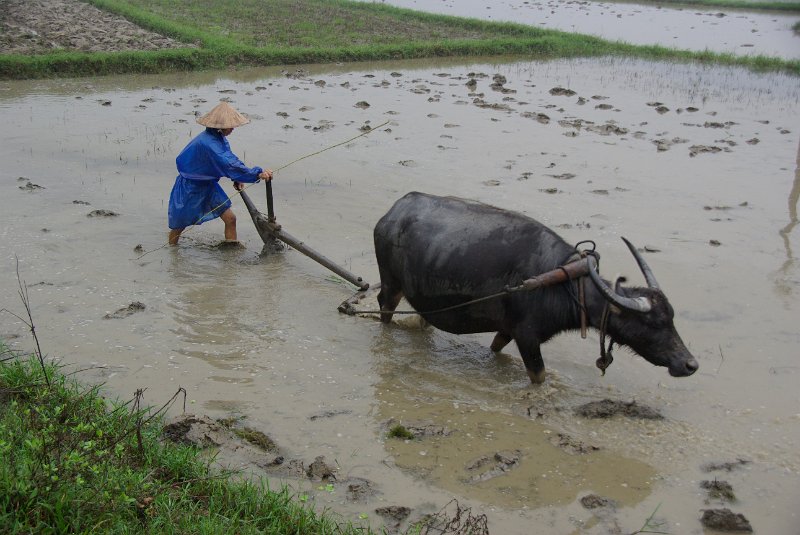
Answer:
top-left (373, 192), bottom-right (698, 384)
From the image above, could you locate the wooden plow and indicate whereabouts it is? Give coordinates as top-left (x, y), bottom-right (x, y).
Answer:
top-left (240, 183), bottom-right (371, 296)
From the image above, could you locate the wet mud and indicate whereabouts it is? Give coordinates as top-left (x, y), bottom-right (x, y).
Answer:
top-left (1, 54), bottom-right (799, 533)
top-left (0, 0), bottom-right (191, 55)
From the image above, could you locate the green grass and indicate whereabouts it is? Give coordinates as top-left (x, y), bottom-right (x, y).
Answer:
top-left (0, 0), bottom-right (798, 79)
top-left (387, 424), bottom-right (415, 440)
top-left (0, 352), bottom-right (370, 534)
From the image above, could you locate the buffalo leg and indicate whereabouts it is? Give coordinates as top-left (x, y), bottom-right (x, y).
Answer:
top-left (377, 284), bottom-right (403, 324)
top-left (490, 332), bottom-right (512, 352)
top-left (516, 339), bottom-right (546, 384)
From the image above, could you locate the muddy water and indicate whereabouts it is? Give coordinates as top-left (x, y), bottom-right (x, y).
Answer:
top-left (357, 0), bottom-right (800, 60)
top-left (1, 56), bottom-right (799, 533)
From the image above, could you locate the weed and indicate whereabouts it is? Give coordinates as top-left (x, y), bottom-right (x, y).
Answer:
top-left (388, 424), bottom-right (415, 440)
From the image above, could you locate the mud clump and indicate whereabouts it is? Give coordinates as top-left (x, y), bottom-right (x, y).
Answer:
top-left (701, 479), bottom-right (737, 502)
top-left (163, 414), bottom-right (229, 448)
top-left (689, 144), bottom-right (724, 157)
top-left (550, 432), bottom-right (599, 455)
top-left (702, 458), bottom-right (751, 472)
top-left (700, 508), bottom-right (753, 532)
top-left (575, 399), bottom-right (663, 420)
top-left (233, 427), bottom-right (278, 452)
top-left (87, 209), bottom-right (119, 217)
top-left (306, 455), bottom-right (337, 481)
top-left (103, 301), bottom-right (145, 319)
top-left (550, 87), bottom-right (576, 97)
top-left (580, 494), bottom-right (616, 509)
top-left (18, 178), bottom-right (45, 191)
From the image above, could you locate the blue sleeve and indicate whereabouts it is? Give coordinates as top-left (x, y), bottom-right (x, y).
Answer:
top-left (209, 137), bottom-right (263, 183)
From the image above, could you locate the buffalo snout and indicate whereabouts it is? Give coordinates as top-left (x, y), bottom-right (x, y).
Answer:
top-left (669, 356), bottom-right (699, 377)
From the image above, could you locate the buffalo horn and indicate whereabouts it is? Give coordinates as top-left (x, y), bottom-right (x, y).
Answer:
top-left (587, 257), bottom-right (652, 313)
top-left (621, 236), bottom-right (660, 290)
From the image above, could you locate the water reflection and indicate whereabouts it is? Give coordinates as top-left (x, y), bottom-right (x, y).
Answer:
top-left (168, 244), bottom-right (262, 374)
top-left (776, 140), bottom-right (800, 297)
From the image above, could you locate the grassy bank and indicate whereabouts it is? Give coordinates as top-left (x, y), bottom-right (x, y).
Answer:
top-left (0, 352), bottom-right (370, 534)
top-left (0, 0), bottom-right (798, 79)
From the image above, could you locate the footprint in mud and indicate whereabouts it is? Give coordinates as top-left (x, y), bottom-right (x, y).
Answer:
top-left (345, 477), bottom-right (380, 503)
top-left (464, 450), bottom-right (521, 483)
top-left (214, 240), bottom-right (246, 250)
top-left (375, 506), bottom-right (411, 531)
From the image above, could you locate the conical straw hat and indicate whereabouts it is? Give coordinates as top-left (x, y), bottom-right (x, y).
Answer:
top-left (196, 101), bottom-right (250, 128)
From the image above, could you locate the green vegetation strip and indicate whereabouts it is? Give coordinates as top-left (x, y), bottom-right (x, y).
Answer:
top-left (0, 0), bottom-right (798, 79)
top-left (0, 353), bottom-right (369, 534)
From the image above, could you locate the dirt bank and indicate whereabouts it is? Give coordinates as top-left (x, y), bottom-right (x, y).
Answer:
top-left (0, 0), bottom-right (190, 55)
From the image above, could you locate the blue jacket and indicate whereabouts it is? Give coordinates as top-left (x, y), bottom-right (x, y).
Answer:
top-left (168, 128), bottom-right (262, 230)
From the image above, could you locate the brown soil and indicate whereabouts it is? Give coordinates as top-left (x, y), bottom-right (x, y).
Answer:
top-left (0, 0), bottom-right (191, 55)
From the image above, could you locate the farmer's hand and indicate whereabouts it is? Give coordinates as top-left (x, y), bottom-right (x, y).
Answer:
top-left (258, 169), bottom-right (273, 182)
top-left (233, 181), bottom-right (244, 191)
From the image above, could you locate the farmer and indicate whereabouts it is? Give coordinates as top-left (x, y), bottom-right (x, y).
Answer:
top-left (168, 101), bottom-right (273, 245)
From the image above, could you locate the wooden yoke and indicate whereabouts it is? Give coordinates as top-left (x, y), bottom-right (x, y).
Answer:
top-left (508, 256), bottom-right (595, 293)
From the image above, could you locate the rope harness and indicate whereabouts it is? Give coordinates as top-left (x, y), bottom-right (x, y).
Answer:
top-left (556, 242), bottom-right (615, 375)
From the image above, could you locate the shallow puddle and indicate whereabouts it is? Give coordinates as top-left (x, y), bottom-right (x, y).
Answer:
top-left (1, 55), bottom-right (799, 533)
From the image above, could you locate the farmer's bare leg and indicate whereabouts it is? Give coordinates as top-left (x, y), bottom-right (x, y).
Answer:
top-left (168, 228), bottom-right (184, 245)
top-left (220, 209), bottom-right (237, 241)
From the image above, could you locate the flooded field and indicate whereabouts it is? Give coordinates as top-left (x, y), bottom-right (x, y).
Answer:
top-left (357, 0), bottom-right (800, 60)
top-left (1, 55), bottom-right (799, 533)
